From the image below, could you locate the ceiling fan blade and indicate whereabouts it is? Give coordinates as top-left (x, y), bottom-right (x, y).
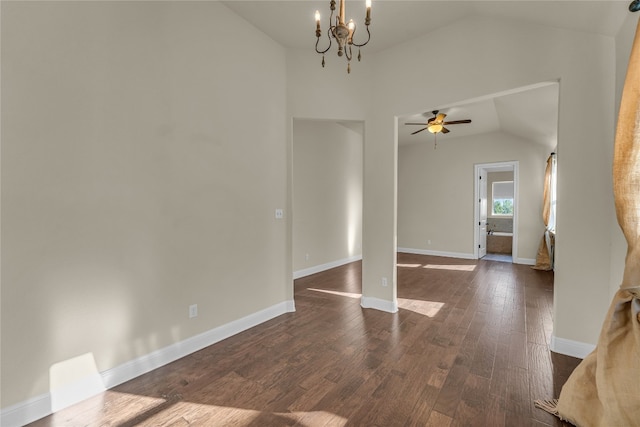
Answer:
top-left (443, 119), bottom-right (472, 125)
top-left (436, 113), bottom-right (446, 123)
top-left (405, 122), bottom-right (428, 126)
top-left (427, 117), bottom-right (435, 123)
top-left (441, 127), bottom-right (450, 134)
top-left (411, 127), bottom-right (429, 135)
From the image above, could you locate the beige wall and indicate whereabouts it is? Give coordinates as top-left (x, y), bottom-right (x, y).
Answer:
top-left (1, 1), bottom-right (288, 408)
top-left (292, 120), bottom-right (363, 273)
top-left (2, 0), bottom-right (636, 416)
top-left (287, 14), bottom-right (627, 345)
top-left (397, 132), bottom-right (546, 260)
top-left (366, 15), bottom-right (618, 344)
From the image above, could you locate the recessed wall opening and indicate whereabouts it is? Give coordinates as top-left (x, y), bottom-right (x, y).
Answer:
top-left (397, 81), bottom-right (558, 267)
top-left (291, 119), bottom-right (364, 294)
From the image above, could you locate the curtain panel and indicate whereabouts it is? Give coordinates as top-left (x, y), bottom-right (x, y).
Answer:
top-left (533, 153), bottom-right (556, 270)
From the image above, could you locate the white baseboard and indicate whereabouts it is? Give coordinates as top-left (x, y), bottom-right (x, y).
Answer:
top-left (550, 335), bottom-right (595, 359)
top-left (514, 257), bottom-right (536, 265)
top-left (361, 296), bottom-right (398, 313)
top-left (0, 394), bottom-right (53, 427)
top-left (0, 300), bottom-right (296, 427)
top-left (398, 248), bottom-right (537, 266)
top-left (293, 255), bottom-right (362, 279)
top-left (51, 372), bottom-right (106, 413)
top-left (397, 247), bottom-right (476, 260)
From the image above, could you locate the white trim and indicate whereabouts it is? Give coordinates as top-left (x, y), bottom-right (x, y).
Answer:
top-left (51, 373), bottom-right (106, 413)
top-left (514, 257), bottom-right (536, 266)
top-left (474, 161), bottom-right (519, 262)
top-left (397, 247), bottom-right (475, 260)
top-left (293, 255), bottom-right (362, 279)
top-left (550, 335), bottom-right (595, 359)
top-left (1, 394), bottom-right (53, 427)
top-left (0, 300), bottom-right (296, 427)
top-left (361, 296), bottom-right (398, 313)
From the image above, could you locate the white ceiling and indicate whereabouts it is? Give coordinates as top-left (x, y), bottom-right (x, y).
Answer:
top-left (224, 1), bottom-right (631, 148)
top-left (223, 1), bottom-right (630, 52)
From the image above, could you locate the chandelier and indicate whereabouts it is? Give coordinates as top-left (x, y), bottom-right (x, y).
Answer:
top-left (314, 0), bottom-right (372, 73)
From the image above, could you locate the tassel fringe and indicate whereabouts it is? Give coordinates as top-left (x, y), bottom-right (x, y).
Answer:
top-left (534, 399), bottom-right (577, 425)
top-left (534, 399), bottom-right (559, 416)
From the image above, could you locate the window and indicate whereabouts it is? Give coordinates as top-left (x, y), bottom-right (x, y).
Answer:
top-left (492, 181), bottom-right (514, 216)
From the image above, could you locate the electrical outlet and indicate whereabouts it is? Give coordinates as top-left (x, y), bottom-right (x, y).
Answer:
top-left (381, 277), bottom-right (388, 287)
top-left (428, 239), bottom-right (432, 245)
top-left (305, 253), bottom-right (310, 261)
top-left (189, 304), bottom-right (198, 318)
top-left (275, 209), bottom-right (284, 219)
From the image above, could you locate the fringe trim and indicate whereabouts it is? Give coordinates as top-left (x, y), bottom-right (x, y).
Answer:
top-left (534, 399), bottom-right (577, 425)
top-left (534, 399), bottom-right (559, 416)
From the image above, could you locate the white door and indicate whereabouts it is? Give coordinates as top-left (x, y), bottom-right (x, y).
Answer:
top-left (478, 169), bottom-right (487, 258)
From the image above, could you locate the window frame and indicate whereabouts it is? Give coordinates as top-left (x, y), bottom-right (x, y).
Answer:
top-left (491, 180), bottom-right (514, 217)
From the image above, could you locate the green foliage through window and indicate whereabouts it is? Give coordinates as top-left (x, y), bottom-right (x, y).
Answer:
top-left (493, 199), bottom-right (513, 215)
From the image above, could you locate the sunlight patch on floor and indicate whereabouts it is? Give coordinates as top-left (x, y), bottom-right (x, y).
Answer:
top-left (307, 289), bottom-right (444, 317)
top-left (397, 263), bottom-right (422, 268)
top-left (307, 288), bottom-right (362, 299)
top-left (95, 392), bottom-right (347, 426)
top-left (397, 298), bottom-right (445, 317)
top-left (424, 264), bottom-right (476, 271)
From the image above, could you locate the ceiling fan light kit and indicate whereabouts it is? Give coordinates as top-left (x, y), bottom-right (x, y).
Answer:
top-left (405, 110), bottom-right (472, 148)
top-left (314, 0), bottom-right (372, 73)
top-left (428, 123), bottom-right (443, 134)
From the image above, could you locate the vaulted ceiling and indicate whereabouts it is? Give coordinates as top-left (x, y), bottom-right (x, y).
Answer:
top-left (398, 83), bottom-right (559, 148)
top-left (225, 1), bottom-right (631, 148)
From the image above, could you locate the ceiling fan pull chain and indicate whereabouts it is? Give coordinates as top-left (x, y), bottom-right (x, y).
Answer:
top-left (434, 134), bottom-right (438, 150)
top-left (358, 49), bottom-right (361, 62)
top-left (322, 55), bottom-right (325, 68)
top-left (348, 62), bottom-right (351, 73)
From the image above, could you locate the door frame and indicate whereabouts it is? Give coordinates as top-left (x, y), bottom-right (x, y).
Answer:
top-left (478, 168), bottom-right (488, 258)
top-left (474, 161), bottom-right (519, 261)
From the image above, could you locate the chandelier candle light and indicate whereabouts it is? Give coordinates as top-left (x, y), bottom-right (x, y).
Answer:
top-left (315, 0), bottom-right (372, 73)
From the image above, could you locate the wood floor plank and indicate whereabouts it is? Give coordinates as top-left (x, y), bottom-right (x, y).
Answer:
top-left (432, 363), bottom-right (471, 417)
top-left (26, 254), bottom-right (582, 427)
top-left (451, 373), bottom-right (491, 427)
top-left (424, 410), bottom-right (453, 427)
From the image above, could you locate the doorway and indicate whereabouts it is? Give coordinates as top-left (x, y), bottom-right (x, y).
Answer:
top-left (474, 161), bottom-right (519, 262)
top-left (291, 119), bottom-right (364, 282)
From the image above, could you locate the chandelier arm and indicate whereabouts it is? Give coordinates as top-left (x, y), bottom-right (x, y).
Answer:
top-left (344, 44), bottom-right (352, 61)
top-left (315, 7), bottom-right (336, 55)
top-left (351, 25), bottom-right (371, 48)
top-left (315, 28), bottom-right (332, 54)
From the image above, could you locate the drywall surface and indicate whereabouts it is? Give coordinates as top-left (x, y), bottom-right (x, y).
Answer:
top-left (292, 120), bottom-right (363, 272)
top-left (1, 1), bottom-right (288, 408)
top-left (398, 132), bottom-right (545, 260)
top-left (367, 15), bottom-right (616, 343)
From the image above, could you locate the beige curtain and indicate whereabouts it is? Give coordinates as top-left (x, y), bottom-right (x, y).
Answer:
top-left (535, 16), bottom-right (640, 426)
top-left (533, 154), bottom-right (555, 270)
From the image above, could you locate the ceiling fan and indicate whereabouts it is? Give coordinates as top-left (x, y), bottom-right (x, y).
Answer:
top-left (405, 110), bottom-right (472, 135)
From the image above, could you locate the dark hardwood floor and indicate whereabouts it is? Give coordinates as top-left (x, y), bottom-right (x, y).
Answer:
top-left (27, 253), bottom-right (580, 426)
